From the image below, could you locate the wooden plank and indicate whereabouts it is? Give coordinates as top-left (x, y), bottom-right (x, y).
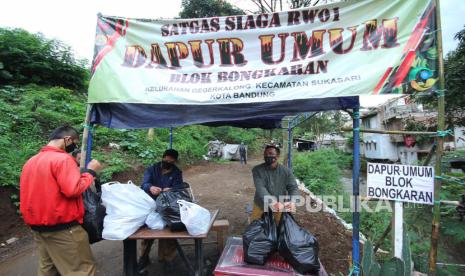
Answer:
top-left (392, 201), bottom-right (403, 258)
top-left (128, 209), bottom-right (219, 240)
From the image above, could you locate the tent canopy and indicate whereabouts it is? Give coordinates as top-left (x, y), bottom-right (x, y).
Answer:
top-left (90, 96), bottom-right (359, 129)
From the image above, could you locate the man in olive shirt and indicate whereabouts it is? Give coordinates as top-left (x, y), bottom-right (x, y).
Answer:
top-left (250, 145), bottom-right (299, 222)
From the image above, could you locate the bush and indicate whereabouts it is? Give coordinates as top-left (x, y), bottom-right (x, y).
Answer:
top-left (0, 85), bottom-right (85, 188)
top-left (292, 148), bottom-right (350, 195)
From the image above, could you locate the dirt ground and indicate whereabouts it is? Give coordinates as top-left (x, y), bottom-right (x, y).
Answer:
top-left (0, 159), bottom-right (352, 275)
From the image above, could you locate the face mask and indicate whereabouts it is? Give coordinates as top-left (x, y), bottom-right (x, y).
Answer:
top-left (264, 156), bottom-right (276, 166)
top-left (161, 161), bottom-right (173, 170)
top-left (64, 139), bottom-right (77, 153)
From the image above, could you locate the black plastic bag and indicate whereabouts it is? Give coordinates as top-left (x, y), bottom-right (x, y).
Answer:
top-left (82, 188), bottom-right (106, 243)
top-left (155, 189), bottom-right (191, 231)
top-left (278, 213), bottom-right (320, 274)
top-left (242, 210), bottom-right (278, 265)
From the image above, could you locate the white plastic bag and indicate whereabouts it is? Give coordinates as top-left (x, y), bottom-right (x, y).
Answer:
top-left (101, 181), bottom-right (155, 216)
top-left (145, 211), bottom-right (166, 230)
top-left (178, 200), bottom-right (211, 236)
top-left (101, 182), bottom-right (156, 240)
top-left (102, 215), bottom-right (144, 240)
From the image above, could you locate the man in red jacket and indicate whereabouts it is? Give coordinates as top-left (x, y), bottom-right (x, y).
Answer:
top-left (20, 126), bottom-right (102, 276)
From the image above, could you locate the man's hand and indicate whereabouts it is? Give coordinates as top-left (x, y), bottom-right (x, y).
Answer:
top-left (284, 202), bottom-right (296, 212)
top-left (272, 202), bottom-right (285, 212)
top-left (162, 187), bottom-right (171, 192)
top-left (150, 186), bottom-right (162, 196)
top-left (87, 159), bottom-right (102, 172)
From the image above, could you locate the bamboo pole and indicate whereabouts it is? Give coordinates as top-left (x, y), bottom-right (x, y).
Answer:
top-left (429, 0), bottom-right (446, 274)
top-left (79, 104), bottom-right (93, 169)
top-left (341, 127), bottom-right (435, 136)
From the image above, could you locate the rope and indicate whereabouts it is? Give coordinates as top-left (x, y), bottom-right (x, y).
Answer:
top-left (353, 111), bottom-right (360, 119)
top-left (434, 89), bottom-right (446, 97)
top-left (348, 265), bottom-right (360, 276)
top-left (83, 124), bottom-right (94, 131)
top-left (436, 129), bottom-right (453, 137)
top-left (353, 127), bottom-right (360, 132)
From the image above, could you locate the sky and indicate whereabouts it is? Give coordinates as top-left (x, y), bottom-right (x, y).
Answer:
top-left (1, 0), bottom-right (463, 107)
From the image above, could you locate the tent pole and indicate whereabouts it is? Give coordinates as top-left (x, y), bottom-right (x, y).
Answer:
top-left (80, 104), bottom-right (93, 169)
top-left (169, 127), bottom-right (173, 149)
top-left (85, 124), bottom-right (94, 167)
top-left (352, 107), bottom-right (360, 275)
top-left (287, 126), bottom-right (292, 169)
top-left (429, 0), bottom-right (446, 274)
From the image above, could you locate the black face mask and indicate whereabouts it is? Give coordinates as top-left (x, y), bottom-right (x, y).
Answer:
top-left (64, 139), bottom-right (77, 153)
top-left (264, 156), bottom-right (276, 166)
top-left (161, 161), bottom-right (174, 170)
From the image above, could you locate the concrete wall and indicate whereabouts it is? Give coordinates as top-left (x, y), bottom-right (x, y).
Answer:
top-left (362, 134), bottom-right (399, 161)
top-left (398, 146), bottom-right (419, 165)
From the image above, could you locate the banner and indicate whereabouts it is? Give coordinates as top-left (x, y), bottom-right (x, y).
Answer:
top-left (367, 163), bottom-right (434, 205)
top-left (88, 0), bottom-right (438, 105)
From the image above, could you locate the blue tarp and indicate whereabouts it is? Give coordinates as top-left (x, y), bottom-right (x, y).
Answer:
top-left (90, 96), bottom-right (359, 129)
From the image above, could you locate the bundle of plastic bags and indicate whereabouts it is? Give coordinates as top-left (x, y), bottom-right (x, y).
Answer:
top-left (82, 188), bottom-right (106, 243)
top-left (145, 211), bottom-right (165, 230)
top-left (242, 211), bottom-right (320, 274)
top-left (101, 182), bottom-right (156, 240)
top-left (156, 189), bottom-right (192, 231)
top-left (242, 211), bottom-right (278, 265)
top-left (178, 200), bottom-right (211, 235)
top-left (278, 213), bottom-right (320, 274)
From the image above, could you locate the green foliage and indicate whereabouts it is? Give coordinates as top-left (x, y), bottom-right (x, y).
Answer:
top-left (92, 151), bottom-right (131, 183)
top-left (1, 82), bottom-right (264, 191)
top-left (210, 126), bottom-right (262, 152)
top-left (293, 111), bottom-right (348, 143)
top-left (292, 149), bottom-right (349, 195)
top-left (361, 231), bottom-right (412, 276)
top-left (179, 0), bottom-right (244, 19)
top-left (0, 85), bottom-right (86, 188)
top-left (379, 258), bottom-right (404, 276)
top-left (442, 28), bottom-right (465, 126)
top-left (0, 28), bottom-right (88, 91)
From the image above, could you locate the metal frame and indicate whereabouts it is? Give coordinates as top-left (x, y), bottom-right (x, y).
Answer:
top-left (352, 108), bottom-right (361, 275)
top-left (284, 112), bottom-right (318, 170)
top-left (169, 127), bottom-right (173, 149)
top-left (122, 238), bottom-right (204, 276)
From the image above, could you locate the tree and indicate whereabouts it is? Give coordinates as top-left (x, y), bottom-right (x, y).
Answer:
top-left (293, 111), bottom-right (349, 145)
top-left (443, 27), bottom-right (465, 126)
top-left (179, 0), bottom-right (244, 18)
top-left (0, 28), bottom-right (88, 91)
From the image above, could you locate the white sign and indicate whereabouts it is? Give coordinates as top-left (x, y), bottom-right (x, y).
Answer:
top-left (88, 0), bottom-right (438, 105)
top-left (367, 163), bottom-right (434, 205)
